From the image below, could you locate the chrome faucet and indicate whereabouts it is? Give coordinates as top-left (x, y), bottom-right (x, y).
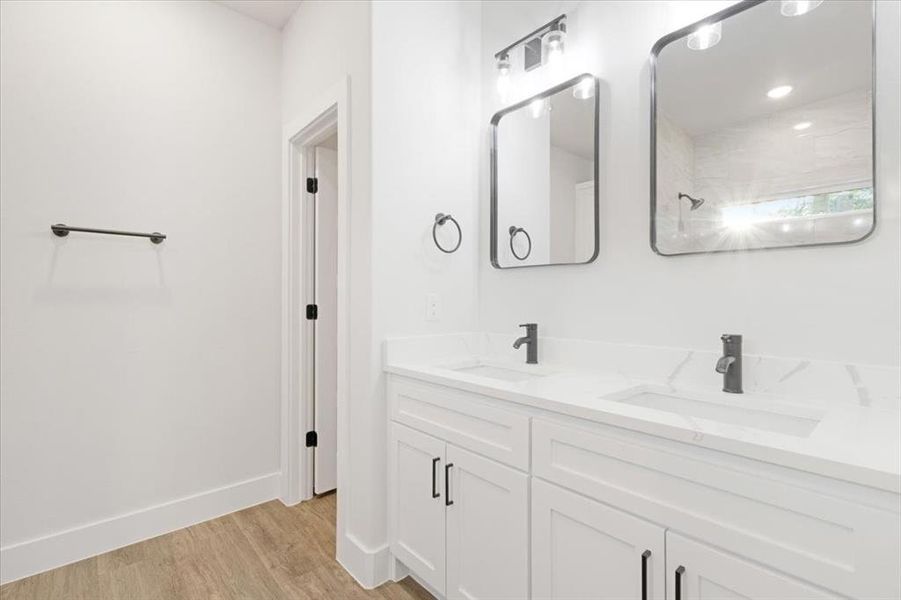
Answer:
top-left (513, 323), bottom-right (538, 364)
top-left (715, 334), bottom-right (743, 393)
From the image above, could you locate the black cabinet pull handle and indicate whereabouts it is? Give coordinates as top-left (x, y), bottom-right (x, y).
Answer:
top-left (641, 550), bottom-right (651, 600)
top-left (675, 566), bottom-right (685, 600)
top-left (445, 463), bottom-right (454, 506)
top-left (431, 457), bottom-right (440, 499)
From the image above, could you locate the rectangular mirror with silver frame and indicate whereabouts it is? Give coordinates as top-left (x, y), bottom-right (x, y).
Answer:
top-left (651, 0), bottom-right (874, 256)
top-left (491, 74), bottom-right (600, 268)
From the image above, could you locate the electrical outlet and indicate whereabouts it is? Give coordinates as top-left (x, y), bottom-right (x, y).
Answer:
top-left (425, 293), bottom-right (440, 322)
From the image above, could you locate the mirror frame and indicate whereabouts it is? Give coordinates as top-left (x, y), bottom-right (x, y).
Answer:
top-left (490, 73), bottom-right (601, 269)
top-left (649, 0), bottom-right (877, 257)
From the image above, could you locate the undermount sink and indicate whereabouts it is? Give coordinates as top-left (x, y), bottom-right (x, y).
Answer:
top-left (452, 364), bottom-right (544, 383)
top-left (605, 385), bottom-right (822, 437)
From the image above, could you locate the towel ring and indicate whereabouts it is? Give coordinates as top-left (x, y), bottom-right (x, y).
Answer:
top-left (433, 213), bottom-right (462, 254)
top-left (509, 226), bottom-right (532, 261)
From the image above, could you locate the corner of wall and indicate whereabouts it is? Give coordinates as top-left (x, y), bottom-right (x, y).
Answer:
top-left (336, 531), bottom-right (391, 589)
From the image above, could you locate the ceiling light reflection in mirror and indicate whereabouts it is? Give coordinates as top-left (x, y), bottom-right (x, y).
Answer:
top-left (687, 22), bottom-right (722, 50)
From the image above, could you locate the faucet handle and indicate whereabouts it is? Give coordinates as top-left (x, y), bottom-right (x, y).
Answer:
top-left (721, 333), bottom-right (742, 343)
top-left (519, 323), bottom-right (536, 330)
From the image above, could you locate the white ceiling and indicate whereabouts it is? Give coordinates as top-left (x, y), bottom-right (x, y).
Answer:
top-left (216, 1), bottom-right (302, 29)
top-left (656, 0), bottom-right (871, 135)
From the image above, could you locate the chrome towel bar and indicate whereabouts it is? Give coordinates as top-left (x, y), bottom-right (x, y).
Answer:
top-left (51, 224), bottom-right (166, 244)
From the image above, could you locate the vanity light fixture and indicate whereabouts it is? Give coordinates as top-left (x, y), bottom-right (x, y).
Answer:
top-left (793, 121), bottom-right (812, 131)
top-left (687, 22), bottom-right (722, 51)
top-left (767, 85), bottom-right (793, 99)
top-left (493, 14), bottom-right (567, 99)
top-left (780, 0), bottom-right (824, 17)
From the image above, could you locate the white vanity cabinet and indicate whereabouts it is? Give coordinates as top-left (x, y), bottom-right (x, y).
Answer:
top-left (388, 416), bottom-right (529, 599)
top-left (387, 374), bottom-right (901, 600)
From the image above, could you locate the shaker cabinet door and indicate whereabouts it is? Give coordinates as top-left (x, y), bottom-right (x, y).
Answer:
top-left (389, 423), bottom-right (447, 594)
top-left (445, 444), bottom-right (529, 600)
top-left (532, 478), bottom-right (665, 600)
top-left (666, 532), bottom-right (842, 600)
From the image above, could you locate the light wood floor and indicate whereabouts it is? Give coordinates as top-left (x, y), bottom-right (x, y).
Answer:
top-left (0, 493), bottom-right (433, 600)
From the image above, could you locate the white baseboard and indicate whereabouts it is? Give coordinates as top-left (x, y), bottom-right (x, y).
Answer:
top-left (0, 472), bottom-right (280, 585)
top-left (337, 531), bottom-right (391, 589)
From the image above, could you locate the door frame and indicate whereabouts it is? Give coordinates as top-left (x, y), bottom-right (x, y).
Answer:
top-left (281, 77), bottom-right (351, 508)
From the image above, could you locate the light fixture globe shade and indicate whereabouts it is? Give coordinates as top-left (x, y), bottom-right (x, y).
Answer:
top-left (542, 29), bottom-right (566, 64)
top-left (687, 22), bottom-right (722, 51)
top-left (496, 55), bottom-right (512, 101)
top-left (496, 55), bottom-right (511, 77)
top-left (573, 77), bottom-right (595, 100)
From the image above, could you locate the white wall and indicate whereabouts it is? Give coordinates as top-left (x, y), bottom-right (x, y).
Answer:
top-left (371, 0), bottom-right (481, 341)
top-left (371, 0), bottom-right (482, 568)
top-left (0, 0), bottom-right (282, 582)
top-left (479, 0), bottom-right (901, 367)
top-left (371, 0), bottom-right (482, 335)
top-left (280, 0), bottom-right (377, 582)
top-left (280, 2), bottom-right (481, 585)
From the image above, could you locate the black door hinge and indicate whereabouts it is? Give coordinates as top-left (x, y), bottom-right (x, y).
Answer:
top-left (306, 177), bottom-right (318, 194)
top-left (305, 431), bottom-right (318, 448)
top-left (306, 304), bottom-right (318, 320)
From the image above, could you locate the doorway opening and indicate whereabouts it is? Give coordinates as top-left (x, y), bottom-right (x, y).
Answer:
top-left (281, 82), bottom-right (350, 525)
top-left (308, 132), bottom-right (338, 496)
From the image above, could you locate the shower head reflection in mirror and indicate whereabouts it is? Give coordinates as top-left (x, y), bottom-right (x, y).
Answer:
top-left (651, 0), bottom-right (875, 256)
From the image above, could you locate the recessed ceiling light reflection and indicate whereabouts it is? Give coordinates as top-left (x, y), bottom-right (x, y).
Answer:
top-left (793, 121), bottom-right (812, 131)
top-left (767, 85), bottom-right (793, 99)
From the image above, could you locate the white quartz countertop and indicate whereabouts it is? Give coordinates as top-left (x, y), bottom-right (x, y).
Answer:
top-left (384, 357), bottom-right (901, 494)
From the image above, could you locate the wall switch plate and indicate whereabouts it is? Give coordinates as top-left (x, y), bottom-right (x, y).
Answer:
top-left (425, 293), bottom-right (440, 322)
